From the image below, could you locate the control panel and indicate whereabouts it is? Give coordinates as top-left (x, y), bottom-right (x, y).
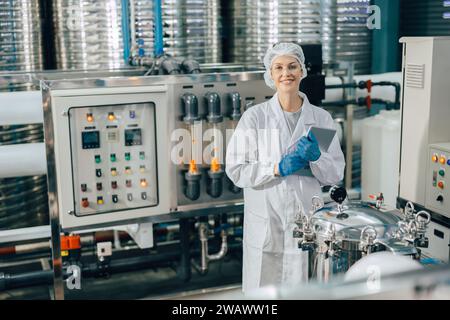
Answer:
top-left (426, 143), bottom-right (450, 218)
top-left (69, 103), bottom-right (158, 216)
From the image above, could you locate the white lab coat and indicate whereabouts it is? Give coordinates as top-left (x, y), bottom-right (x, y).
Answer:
top-left (225, 91), bottom-right (345, 293)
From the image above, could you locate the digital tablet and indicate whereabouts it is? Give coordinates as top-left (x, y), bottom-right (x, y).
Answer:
top-left (307, 126), bottom-right (337, 152)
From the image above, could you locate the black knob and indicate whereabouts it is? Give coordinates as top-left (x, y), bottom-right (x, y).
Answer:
top-left (330, 186), bottom-right (347, 204)
top-left (437, 195), bottom-right (444, 203)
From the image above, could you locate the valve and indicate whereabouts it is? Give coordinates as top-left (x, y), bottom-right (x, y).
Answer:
top-left (359, 226), bottom-right (378, 255)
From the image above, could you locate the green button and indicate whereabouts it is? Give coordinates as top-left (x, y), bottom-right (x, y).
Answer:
top-left (139, 151), bottom-right (145, 160)
top-left (95, 155), bottom-right (101, 164)
top-left (110, 154), bottom-right (117, 162)
top-left (125, 152), bottom-right (131, 161)
top-left (439, 169), bottom-right (445, 177)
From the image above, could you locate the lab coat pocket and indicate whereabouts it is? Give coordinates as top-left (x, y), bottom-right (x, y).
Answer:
top-left (244, 211), bottom-right (271, 250)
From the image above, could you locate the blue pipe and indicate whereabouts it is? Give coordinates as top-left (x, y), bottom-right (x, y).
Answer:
top-left (121, 0), bottom-right (131, 63)
top-left (153, 0), bottom-right (164, 57)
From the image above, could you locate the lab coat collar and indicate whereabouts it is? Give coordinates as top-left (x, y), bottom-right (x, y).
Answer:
top-left (269, 91), bottom-right (316, 152)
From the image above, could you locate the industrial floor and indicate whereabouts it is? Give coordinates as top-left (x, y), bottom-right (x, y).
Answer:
top-left (0, 255), bottom-right (242, 300)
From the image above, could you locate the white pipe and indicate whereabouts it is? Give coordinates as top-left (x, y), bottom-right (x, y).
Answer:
top-left (0, 91), bottom-right (43, 126)
top-left (0, 143), bottom-right (47, 178)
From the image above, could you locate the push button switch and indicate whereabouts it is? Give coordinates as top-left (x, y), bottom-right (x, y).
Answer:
top-left (97, 196), bottom-right (104, 205)
top-left (112, 195), bottom-right (119, 203)
top-left (81, 198), bottom-right (89, 208)
top-left (127, 193), bottom-right (133, 201)
top-left (141, 192), bottom-right (147, 200)
top-left (96, 169), bottom-right (102, 177)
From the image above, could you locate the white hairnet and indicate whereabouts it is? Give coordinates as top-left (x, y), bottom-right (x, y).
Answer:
top-left (263, 42), bottom-right (308, 89)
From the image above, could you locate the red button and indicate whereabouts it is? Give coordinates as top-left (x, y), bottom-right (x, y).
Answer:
top-left (81, 198), bottom-right (89, 208)
top-left (438, 181), bottom-right (445, 189)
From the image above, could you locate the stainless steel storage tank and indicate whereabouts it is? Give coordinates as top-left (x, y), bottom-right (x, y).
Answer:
top-left (322, 0), bottom-right (372, 74)
top-left (53, 0), bottom-right (125, 70)
top-left (0, 0), bottom-right (44, 71)
top-left (132, 0), bottom-right (222, 63)
top-left (0, 1), bottom-right (48, 230)
top-left (229, 0), bottom-right (322, 65)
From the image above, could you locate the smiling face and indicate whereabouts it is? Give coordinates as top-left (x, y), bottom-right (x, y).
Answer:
top-left (270, 55), bottom-right (303, 94)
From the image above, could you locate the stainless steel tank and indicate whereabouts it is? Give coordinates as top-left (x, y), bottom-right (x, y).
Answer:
top-left (295, 188), bottom-right (430, 283)
top-left (162, 0), bottom-right (222, 63)
top-left (321, 0), bottom-right (372, 74)
top-left (0, 1), bottom-right (48, 230)
top-left (0, 0), bottom-right (44, 71)
top-left (0, 76), bottom-right (48, 230)
top-left (53, 0), bottom-right (125, 70)
top-left (230, 0), bottom-right (322, 65)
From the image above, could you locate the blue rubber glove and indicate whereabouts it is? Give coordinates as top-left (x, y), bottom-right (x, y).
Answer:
top-left (278, 151), bottom-right (308, 177)
top-left (298, 132), bottom-right (321, 162)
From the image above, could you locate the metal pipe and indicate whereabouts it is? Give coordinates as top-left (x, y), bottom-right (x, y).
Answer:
top-left (193, 222), bottom-right (228, 274)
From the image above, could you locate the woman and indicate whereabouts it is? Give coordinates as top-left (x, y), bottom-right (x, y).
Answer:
top-left (225, 42), bottom-right (345, 293)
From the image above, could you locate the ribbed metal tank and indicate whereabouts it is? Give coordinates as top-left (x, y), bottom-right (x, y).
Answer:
top-left (230, 0), bottom-right (322, 65)
top-left (0, 1), bottom-right (48, 230)
top-left (322, 0), bottom-right (372, 75)
top-left (0, 0), bottom-right (44, 71)
top-left (163, 0), bottom-right (222, 63)
top-left (132, 0), bottom-right (222, 63)
top-left (0, 80), bottom-right (49, 230)
top-left (53, 0), bottom-right (125, 70)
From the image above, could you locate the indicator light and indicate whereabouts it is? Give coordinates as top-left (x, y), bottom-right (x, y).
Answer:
top-left (440, 156), bottom-right (447, 165)
top-left (111, 168), bottom-right (117, 177)
top-left (439, 169), bottom-right (445, 177)
top-left (432, 154), bottom-right (439, 162)
top-left (110, 153), bottom-right (117, 162)
top-left (86, 113), bottom-right (94, 122)
top-left (97, 197), bottom-right (104, 205)
top-left (126, 180), bottom-right (132, 187)
top-left (125, 152), bottom-right (131, 161)
top-left (139, 165), bottom-right (146, 173)
top-left (96, 183), bottom-right (102, 191)
top-left (140, 179), bottom-right (148, 188)
top-left (111, 181), bottom-right (118, 189)
top-left (125, 166), bottom-right (132, 175)
top-left (81, 184), bottom-right (87, 192)
top-left (108, 112), bottom-right (115, 121)
top-left (139, 151), bottom-right (145, 160)
top-left (129, 110), bottom-right (136, 119)
top-left (438, 181), bottom-right (445, 189)
top-left (95, 155), bottom-right (101, 164)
